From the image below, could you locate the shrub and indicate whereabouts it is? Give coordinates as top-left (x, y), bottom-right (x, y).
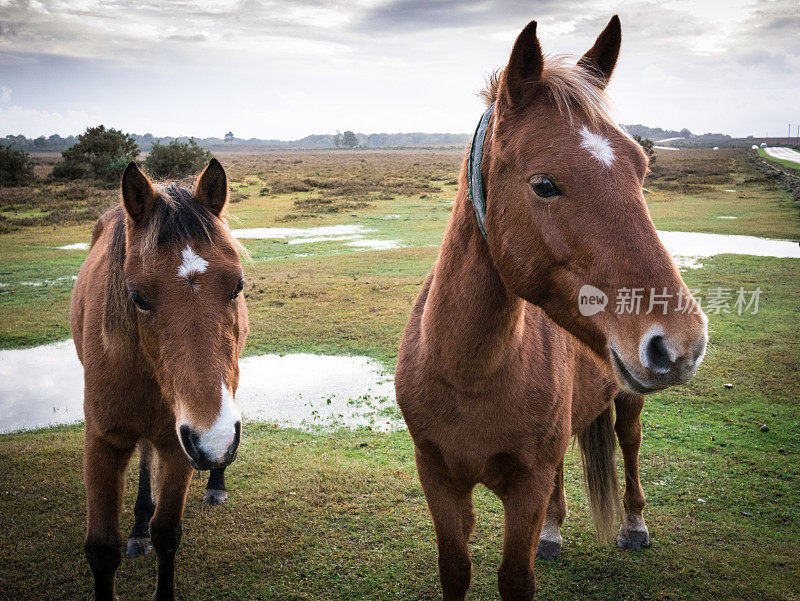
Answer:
top-left (50, 159), bottom-right (87, 181)
top-left (633, 134), bottom-right (657, 166)
top-left (144, 138), bottom-right (212, 179)
top-left (51, 125), bottom-right (139, 185)
top-left (0, 144), bottom-right (35, 186)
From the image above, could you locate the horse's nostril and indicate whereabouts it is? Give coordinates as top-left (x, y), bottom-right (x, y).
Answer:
top-left (179, 424), bottom-right (203, 463)
top-left (644, 335), bottom-right (673, 373)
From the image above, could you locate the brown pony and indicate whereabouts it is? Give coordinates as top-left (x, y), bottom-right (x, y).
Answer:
top-left (70, 159), bottom-right (249, 601)
top-left (395, 16), bottom-right (708, 601)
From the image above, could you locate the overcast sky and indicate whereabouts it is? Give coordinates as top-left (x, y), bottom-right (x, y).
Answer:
top-left (0, 0), bottom-right (797, 139)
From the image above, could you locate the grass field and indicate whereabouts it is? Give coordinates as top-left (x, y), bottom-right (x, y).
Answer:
top-left (0, 148), bottom-right (799, 600)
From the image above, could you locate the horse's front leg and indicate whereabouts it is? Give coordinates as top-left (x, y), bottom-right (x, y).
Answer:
top-left (614, 392), bottom-right (651, 550)
top-left (416, 446), bottom-right (476, 601)
top-left (127, 440), bottom-right (155, 557)
top-left (496, 468), bottom-right (554, 601)
top-left (150, 444), bottom-right (193, 601)
top-left (84, 431), bottom-right (134, 601)
top-left (536, 461), bottom-right (566, 560)
top-left (203, 467), bottom-right (228, 505)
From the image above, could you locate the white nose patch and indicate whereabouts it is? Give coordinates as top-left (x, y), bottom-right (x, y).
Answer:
top-left (579, 125), bottom-right (615, 167)
top-left (196, 381), bottom-right (241, 462)
top-left (177, 245), bottom-right (208, 281)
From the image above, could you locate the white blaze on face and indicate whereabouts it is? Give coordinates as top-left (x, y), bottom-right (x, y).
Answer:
top-left (196, 380), bottom-right (241, 463)
top-left (579, 125), bottom-right (615, 167)
top-left (177, 245), bottom-right (208, 282)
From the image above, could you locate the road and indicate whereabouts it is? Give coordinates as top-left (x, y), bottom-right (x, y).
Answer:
top-left (764, 146), bottom-right (800, 164)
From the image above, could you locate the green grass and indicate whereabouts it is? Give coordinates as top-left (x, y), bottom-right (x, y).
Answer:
top-left (0, 390), bottom-right (797, 601)
top-left (758, 147), bottom-right (800, 171)
top-left (0, 149), bottom-right (799, 599)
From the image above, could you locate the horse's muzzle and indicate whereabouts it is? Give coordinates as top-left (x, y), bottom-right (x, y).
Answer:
top-left (609, 324), bottom-right (707, 394)
top-left (179, 421), bottom-right (241, 470)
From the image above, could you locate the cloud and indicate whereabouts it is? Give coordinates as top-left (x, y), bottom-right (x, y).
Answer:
top-left (352, 0), bottom-right (539, 33)
top-left (164, 33), bottom-right (208, 42)
top-left (0, 0), bottom-right (796, 138)
top-left (0, 104), bottom-right (102, 137)
top-left (0, 86), bottom-right (11, 102)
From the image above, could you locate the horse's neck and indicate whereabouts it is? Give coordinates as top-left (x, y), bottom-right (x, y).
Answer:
top-left (421, 173), bottom-right (525, 381)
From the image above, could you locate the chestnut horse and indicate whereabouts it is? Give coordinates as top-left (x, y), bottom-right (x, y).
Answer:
top-left (71, 159), bottom-right (249, 601)
top-left (395, 16), bottom-right (708, 601)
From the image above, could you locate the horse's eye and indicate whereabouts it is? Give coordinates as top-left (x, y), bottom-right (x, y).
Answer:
top-left (530, 175), bottom-right (562, 199)
top-left (129, 292), bottom-right (151, 312)
top-left (232, 279), bottom-right (244, 300)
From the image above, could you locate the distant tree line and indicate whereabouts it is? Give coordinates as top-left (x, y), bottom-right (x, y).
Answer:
top-left (3, 125), bottom-right (752, 158)
top-left (2, 130), bottom-right (474, 152)
top-left (2, 133), bottom-right (79, 152)
top-left (624, 124), bottom-right (732, 142)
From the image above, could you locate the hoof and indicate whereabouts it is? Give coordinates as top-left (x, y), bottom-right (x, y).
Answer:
top-left (616, 528), bottom-right (651, 551)
top-left (203, 489), bottom-right (228, 505)
top-left (536, 537), bottom-right (562, 560)
top-left (126, 537), bottom-right (152, 557)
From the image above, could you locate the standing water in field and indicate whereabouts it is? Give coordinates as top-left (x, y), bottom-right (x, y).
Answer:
top-left (58, 228), bottom-right (798, 266)
top-left (656, 231), bottom-right (800, 269)
top-left (0, 340), bottom-right (84, 433)
top-left (236, 353), bottom-right (397, 430)
top-left (0, 342), bottom-right (399, 434)
top-left (231, 224), bottom-right (403, 250)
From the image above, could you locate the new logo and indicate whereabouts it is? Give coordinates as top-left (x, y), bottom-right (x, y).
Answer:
top-left (578, 285), bottom-right (608, 316)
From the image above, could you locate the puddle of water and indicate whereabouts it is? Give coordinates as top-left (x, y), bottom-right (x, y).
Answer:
top-left (232, 224), bottom-right (401, 253)
top-left (0, 341), bottom-right (85, 434)
top-left (0, 342), bottom-right (401, 435)
top-left (288, 235), bottom-right (361, 245)
top-left (237, 353), bottom-right (398, 431)
top-left (382, 214), bottom-right (403, 219)
top-left (658, 230), bottom-right (800, 270)
top-left (723, 190), bottom-right (737, 193)
top-left (717, 216), bottom-right (737, 219)
top-left (11, 276), bottom-right (77, 287)
top-left (232, 225), bottom-right (368, 239)
top-left (346, 239), bottom-right (403, 250)
top-left (58, 242), bottom-right (90, 250)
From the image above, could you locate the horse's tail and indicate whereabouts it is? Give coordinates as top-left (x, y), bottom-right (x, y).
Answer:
top-left (577, 405), bottom-right (621, 544)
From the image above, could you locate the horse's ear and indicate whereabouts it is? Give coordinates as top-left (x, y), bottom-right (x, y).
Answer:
top-left (195, 158), bottom-right (227, 217)
top-left (578, 15), bottom-right (621, 88)
top-left (121, 161), bottom-right (157, 224)
top-left (501, 20), bottom-right (544, 108)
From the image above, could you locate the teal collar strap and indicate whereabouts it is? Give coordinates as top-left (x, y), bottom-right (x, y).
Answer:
top-left (467, 103), bottom-right (494, 240)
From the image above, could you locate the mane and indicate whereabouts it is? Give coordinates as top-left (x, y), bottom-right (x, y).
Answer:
top-left (101, 182), bottom-right (248, 347)
top-left (102, 206), bottom-right (133, 348)
top-left (480, 54), bottom-right (616, 127)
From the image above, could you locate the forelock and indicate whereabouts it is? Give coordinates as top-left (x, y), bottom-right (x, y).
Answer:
top-left (480, 54), bottom-right (617, 128)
